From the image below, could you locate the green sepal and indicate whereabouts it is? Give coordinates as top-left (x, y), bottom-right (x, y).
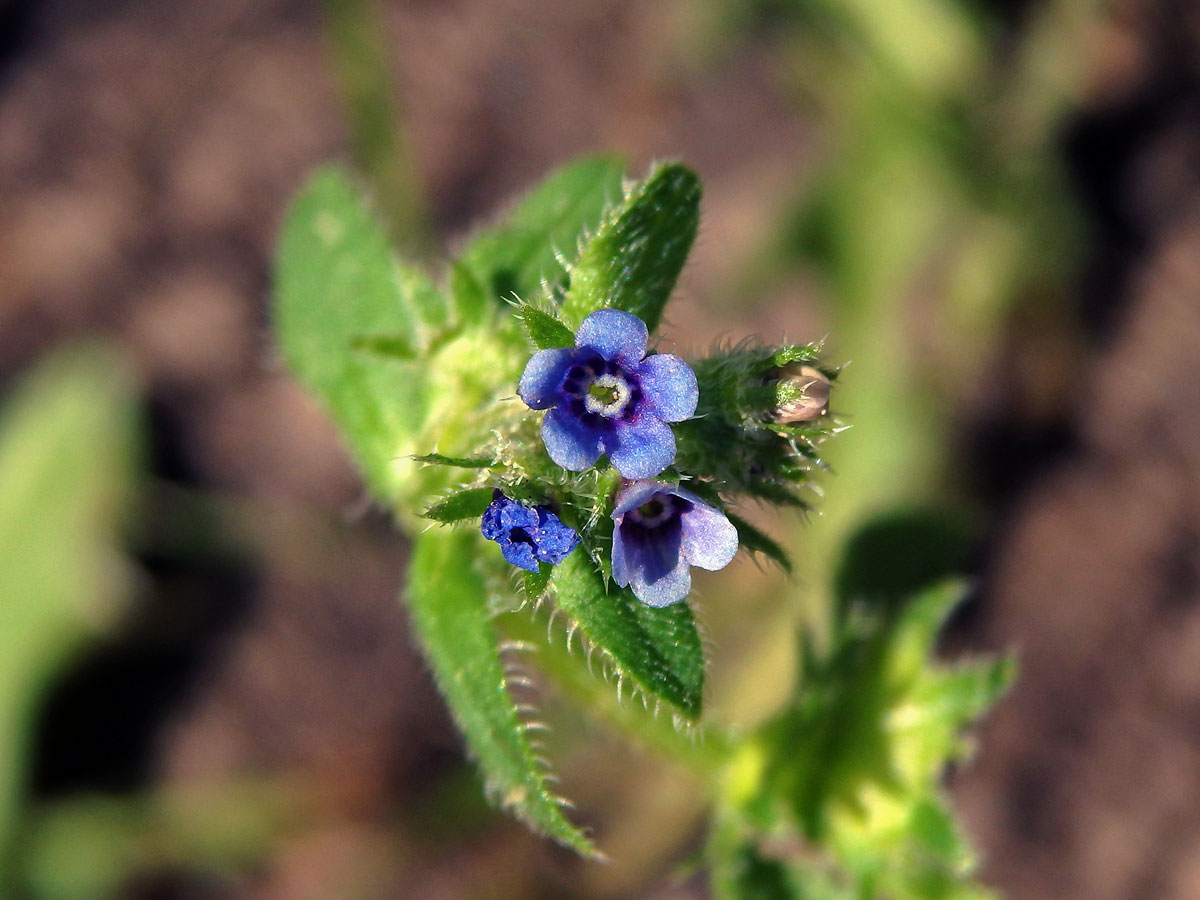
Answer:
top-left (523, 561), bottom-right (553, 600)
top-left (413, 453), bottom-right (499, 469)
top-left (422, 487), bottom-right (496, 522)
top-left (549, 551), bottom-right (704, 720)
top-left (407, 529), bottom-right (595, 855)
top-left (561, 162), bottom-right (701, 331)
top-left (518, 303), bottom-right (576, 350)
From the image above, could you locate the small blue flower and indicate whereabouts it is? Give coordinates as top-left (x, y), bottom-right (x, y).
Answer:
top-left (481, 491), bottom-right (580, 573)
top-left (518, 309), bottom-right (698, 479)
top-left (611, 480), bottom-right (738, 607)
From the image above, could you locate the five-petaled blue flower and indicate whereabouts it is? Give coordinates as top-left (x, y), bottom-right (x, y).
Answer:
top-left (518, 309), bottom-right (698, 479)
top-left (611, 480), bottom-right (738, 607)
top-left (481, 491), bottom-right (580, 573)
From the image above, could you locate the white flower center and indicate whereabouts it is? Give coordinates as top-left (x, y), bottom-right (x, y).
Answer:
top-left (584, 373), bottom-right (631, 418)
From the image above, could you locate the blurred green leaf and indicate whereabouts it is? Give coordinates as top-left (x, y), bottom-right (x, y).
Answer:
top-left (549, 551), bottom-right (704, 720)
top-left (0, 345), bottom-right (138, 876)
top-left (561, 162), bottom-right (701, 331)
top-left (727, 581), bottom-right (1011, 900)
top-left (407, 529), bottom-right (595, 855)
top-left (275, 166), bottom-right (447, 503)
top-left (460, 155), bottom-right (625, 308)
top-left (422, 487), bottom-right (495, 523)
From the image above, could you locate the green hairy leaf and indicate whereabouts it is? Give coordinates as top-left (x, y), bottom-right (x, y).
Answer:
top-left (561, 162), bottom-right (701, 331)
top-left (413, 453), bottom-right (498, 469)
top-left (518, 303), bottom-right (575, 350)
top-left (422, 487), bottom-right (496, 523)
top-left (407, 529), bottom-right (594, 855)
top-left (460, 155), bottom-right (625, 308)
top-left (275, 166), bottom-right (443, 503)
top-left (550, 551), bottom-right (705, 720)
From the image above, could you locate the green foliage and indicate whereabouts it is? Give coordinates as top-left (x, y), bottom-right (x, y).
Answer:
top-left (711, 582), bottom-right (1013, 900)
top-left (273, 154), bottom-right (1010, 893)
top-left (413, 452), bottom-right (499, 469)
top-left (409, 529), bottom-right (595, 855)
top-left (275, 167), bottom-right (441, 504)
top-left (518, 302), bottom-right (576, 350)
top-left (422, 487), bottom-right (497, 522)
top-left (458, 155), bottom-right (625, 309)
top-left (550, 550), bottom-right (705, 721)
top-left (275, 157), bottom-right (727, 847)
top-left (0, 345), bottom-right (138, 882)
top-left (560, 162), bottom-right (701, 331)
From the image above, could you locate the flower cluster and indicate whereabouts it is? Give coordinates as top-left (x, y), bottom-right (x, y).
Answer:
top-left (469, 308), bottom-right (735, 606)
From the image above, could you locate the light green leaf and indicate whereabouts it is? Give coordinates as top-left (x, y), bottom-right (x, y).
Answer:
top-left (561, 162), bottom-right (701, 331)
top-left (274, 166), bottom-right (445, 503)
top-left (460, 155), bottom-right (625, 307)
top-left (407, 529), bottom-right (594, 855)
top-left (422, 487), bottom-right (495, 523)
top-left (549, 551), bottom-right (704, 720)
top-left (0, 345), bottom-right (138, 866)
top-left (518, 303), bottom-right (576, 350)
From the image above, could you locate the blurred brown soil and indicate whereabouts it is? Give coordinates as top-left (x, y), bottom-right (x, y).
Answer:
top-left (2, 1), bottom-right (1200, 898)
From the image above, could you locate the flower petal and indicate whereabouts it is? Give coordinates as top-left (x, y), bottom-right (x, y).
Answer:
top-left (500, 538), bottom-right (540, 573)
top-left (608, 417), bottom-right (675, 479)
top-left (612, 479), bottom-right (670, 517)
top-left (541, 406), bottom-right (604, 471)
top-left (611, 522), bottom-right (632, 588)
top-left (498, 500), bottom-right (540, 534)
top-left (680, 501), bottom-right (739, 571)
top-left (630, 555), bottom-right (692, 607)
top-left (574, 309), bottom-right (648, 366)
top-left (518, 347), bottom-right (577, 409)
top-left (534, 508), bottom-right (580, 564)
top-left (636, 354), bottom-right (698, 422)
top-left (480, 498), bottom-right (505, 541)
top-left (615, 517), bottom-right (691, 606)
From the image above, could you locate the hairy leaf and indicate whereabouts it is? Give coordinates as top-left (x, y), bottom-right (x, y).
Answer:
top-left (460, 156), bottom-right (625, 308)
top-left (561, 162), bottom-right (701, 331)
top-left (422, 488), bottom-right (496, 523)
top-left (414, 453), bottom-right (498, 469)
top-left (518, 303), bottom-right (576, 350)
top-left (275, 166), bottom-right (446, 503)
top-left (407, 529), bottom-right (594, 855)
top-left (550, 551), bottom-right (704, 720)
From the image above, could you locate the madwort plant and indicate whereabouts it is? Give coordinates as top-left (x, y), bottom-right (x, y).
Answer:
top-left (274, 157), bottom-right (1011, 899)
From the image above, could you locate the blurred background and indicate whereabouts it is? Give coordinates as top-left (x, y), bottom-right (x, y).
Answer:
top-left (2, 0), bottom-right (1200, 897)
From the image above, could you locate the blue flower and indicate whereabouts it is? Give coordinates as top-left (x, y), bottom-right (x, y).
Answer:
top-left (518, 309), bottom-right (698, 479)
top-left (611, 480), bottom-right (738, 607)
top-left (481, 491), bottom-right (580, 573)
